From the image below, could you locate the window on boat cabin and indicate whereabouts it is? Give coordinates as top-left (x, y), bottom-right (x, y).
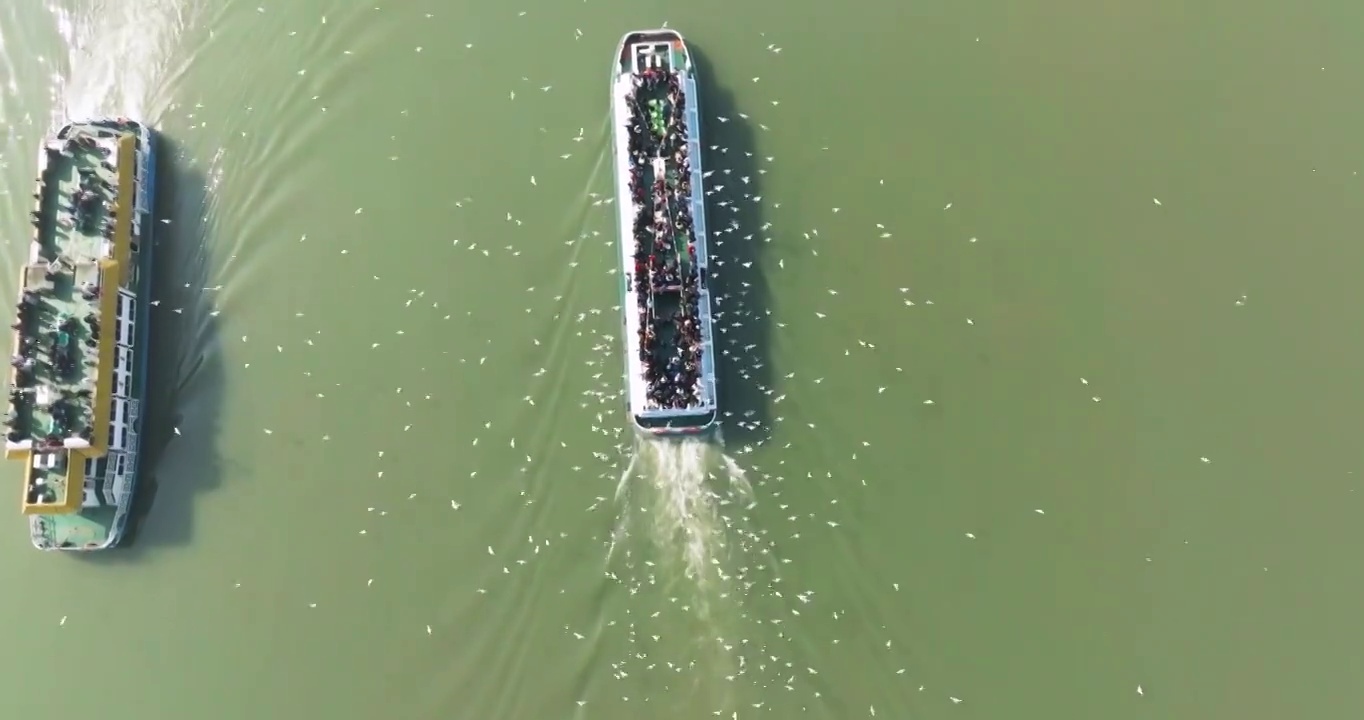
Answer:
top-left (117, 290), bottom-right (135, 318)
top-left (109, 399), bottom-right (129, 451)
top-left (116, 293), bottom-right (135, 346)
top-left (113, 454), bottom-right (125, 478)
top-left (113, 346), bottom-right (133, 398)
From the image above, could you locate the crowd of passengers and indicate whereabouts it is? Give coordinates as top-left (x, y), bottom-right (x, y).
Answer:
top-left (4, 129), bottom-right (118, 451)
top-left (625, 66), bottom-right (706, 410)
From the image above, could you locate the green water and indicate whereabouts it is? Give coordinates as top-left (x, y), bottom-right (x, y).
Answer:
top-left (0, 0), bottom-right (1363, 718)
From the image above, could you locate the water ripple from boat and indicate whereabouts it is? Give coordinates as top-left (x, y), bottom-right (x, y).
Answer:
top-left (47, 0), bottom-right (199, 123)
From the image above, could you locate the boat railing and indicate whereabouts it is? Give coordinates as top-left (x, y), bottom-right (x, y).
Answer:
top-left (634, 407), bottom-right (718, 435)
top-left (682, 87), bottom-right (709, 269)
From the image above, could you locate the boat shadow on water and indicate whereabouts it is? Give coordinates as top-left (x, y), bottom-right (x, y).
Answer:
top-left (691, 47), bottom-right (774, 448)
top-left (78, 134), bottom-right (225, 562)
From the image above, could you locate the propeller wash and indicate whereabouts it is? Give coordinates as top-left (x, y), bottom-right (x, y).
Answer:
top-left (610, 432), bottom-right (756, 610)
top-left (48, 0), bottom-right (192, 123)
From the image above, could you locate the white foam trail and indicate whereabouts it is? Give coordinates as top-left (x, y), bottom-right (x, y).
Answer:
top-left (613, 445), bottom-right (638, 503)
top-left (714, 428), bottom-right (755, 502)
top-left (602, 433), bottom-right (784, 707)
top-left (645, 437), bottom-right (720, 585)
top-left (615, 435), bottom-right (754, 599)
top-left (603, 451), bottom-right (639, 565)
top-left (47, 0), bottom-right (193, 124)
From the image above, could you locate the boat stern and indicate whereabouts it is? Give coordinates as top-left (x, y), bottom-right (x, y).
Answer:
top-left (632, 407), bottom-right (718, 438)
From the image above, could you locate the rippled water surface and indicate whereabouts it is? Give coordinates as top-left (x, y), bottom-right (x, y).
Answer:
top-left (1, 1), bottom-right (1363, 718)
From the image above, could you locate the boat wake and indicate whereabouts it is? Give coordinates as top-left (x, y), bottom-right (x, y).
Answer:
top-left (46, 0), bottom-right (193, 124)
top-left (608, 431), bottom-right (756, 615)
top-left (600, 430), bottom-right (795, 711)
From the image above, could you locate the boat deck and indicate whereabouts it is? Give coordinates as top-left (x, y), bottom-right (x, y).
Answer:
top-left (21, 151), bottom-right (109, 438)
top-left (33, 502), bottom-right (116, 548)
top-left (10, 120), bottom-right (140, 549)
top-left (611, 46), bottom-right (718, 422)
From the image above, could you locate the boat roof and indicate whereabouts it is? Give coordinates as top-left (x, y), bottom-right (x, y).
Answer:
top-left (7, 121), bottom-right (140, 518)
